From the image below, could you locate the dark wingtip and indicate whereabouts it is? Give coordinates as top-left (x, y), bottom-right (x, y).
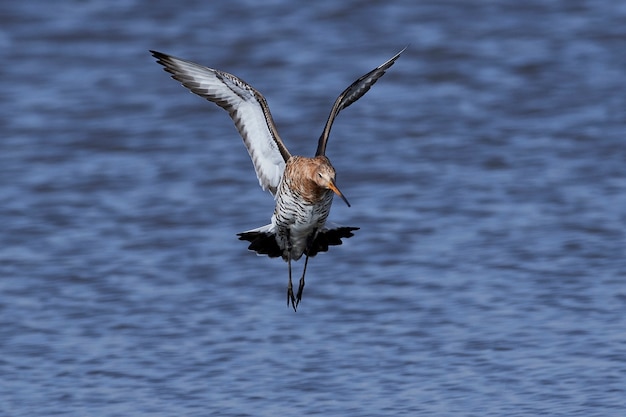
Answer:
top-left (150, 50), bottom-right (170, 69)
top-left (150, 50), bottom-right (176, 66)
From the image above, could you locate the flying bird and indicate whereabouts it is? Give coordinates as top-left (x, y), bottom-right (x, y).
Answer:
top-left (151, 47), bottom-right (405, 311)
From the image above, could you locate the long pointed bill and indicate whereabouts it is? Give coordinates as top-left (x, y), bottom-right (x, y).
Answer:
top-left (328, 179), bottom-right (351, 207)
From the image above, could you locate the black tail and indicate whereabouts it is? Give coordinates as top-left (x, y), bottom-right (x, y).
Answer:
top-left (306, 226), bottom-right (359, 257)
top-left (237, 230), bottom-right (283, 258)
top-left (237, 226), bottom-right (359, 259)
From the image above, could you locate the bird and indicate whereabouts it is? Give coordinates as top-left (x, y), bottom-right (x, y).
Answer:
top-left (151, 47), bottom-right (405, 311)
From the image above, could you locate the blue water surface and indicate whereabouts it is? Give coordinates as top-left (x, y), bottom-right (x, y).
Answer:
top-left (1, 1), bottom-right (625, 416)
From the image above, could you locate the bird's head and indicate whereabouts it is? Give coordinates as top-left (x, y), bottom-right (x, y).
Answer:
top-left (314, 164), bottom-right (351, 207)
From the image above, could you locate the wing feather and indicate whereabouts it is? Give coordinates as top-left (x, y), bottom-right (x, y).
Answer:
top-left (151, 50), bottom-right (291, 195)
top-left (315, 46), bottom-right (407, 156)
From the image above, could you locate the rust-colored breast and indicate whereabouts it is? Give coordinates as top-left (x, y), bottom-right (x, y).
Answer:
top-left (284, 156), bottom-right (334, 205)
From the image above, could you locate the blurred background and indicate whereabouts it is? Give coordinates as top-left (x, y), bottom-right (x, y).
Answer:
top-left (1, 0), bottom-right (625, 416)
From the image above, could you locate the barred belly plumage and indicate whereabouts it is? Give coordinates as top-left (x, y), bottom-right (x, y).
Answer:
top-left (273, 176), bottom-right (334, 261)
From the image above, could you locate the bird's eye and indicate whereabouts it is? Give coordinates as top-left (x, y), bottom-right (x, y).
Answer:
top-left (318, 172), bottom-right (323, 178)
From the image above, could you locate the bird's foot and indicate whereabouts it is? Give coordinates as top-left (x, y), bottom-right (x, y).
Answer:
top-left (287, 286), bottom-right (297, 312)
top-left (295, 277), bottom-right (305, 309)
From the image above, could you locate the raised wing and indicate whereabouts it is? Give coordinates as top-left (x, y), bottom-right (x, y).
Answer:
top-left (151, 50), bottom-right (291, 195)
top-left (315, 46), bottom-right (407, 156)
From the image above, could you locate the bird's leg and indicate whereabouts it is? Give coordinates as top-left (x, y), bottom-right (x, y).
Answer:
top-left (287, 252), bottom-right (297, 311)
top-left (296, 228), bottom-right (316, 308)
top-left (285, 231), bottom-right (297, 311)
top-left (295, 255), bottom-right (309, 308)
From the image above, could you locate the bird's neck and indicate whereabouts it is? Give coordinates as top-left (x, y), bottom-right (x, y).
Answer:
top-left (285, 156), bottom-right (332, 205)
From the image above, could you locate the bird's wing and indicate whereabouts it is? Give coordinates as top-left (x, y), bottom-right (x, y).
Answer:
top-left (315, 46), bottom-right (407, 156)
top-left (151, 50), bottom-right (291, 195)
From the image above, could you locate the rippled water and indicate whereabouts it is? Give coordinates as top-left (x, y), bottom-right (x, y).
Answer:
top-left (1, 1), bottom-right (625, 416)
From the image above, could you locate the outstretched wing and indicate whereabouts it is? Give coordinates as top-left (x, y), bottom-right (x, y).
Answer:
top-left (315, 46), bottom-right (407, 156)
top-left (151, 50), bottom-right (291, 195)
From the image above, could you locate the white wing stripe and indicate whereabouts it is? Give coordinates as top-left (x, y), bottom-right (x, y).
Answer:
top-left (151, 51), bottom-right (291, 195)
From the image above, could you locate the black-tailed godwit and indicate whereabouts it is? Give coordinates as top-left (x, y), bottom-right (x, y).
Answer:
top-left (151, 47), bottom-right (405, 311)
